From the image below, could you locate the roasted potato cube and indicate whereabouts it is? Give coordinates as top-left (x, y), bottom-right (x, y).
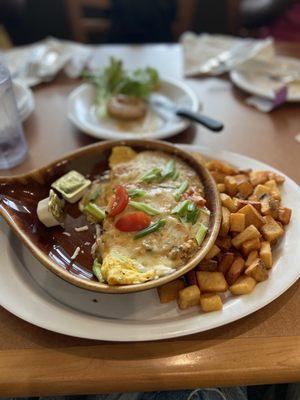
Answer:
top-left (261, 196), bottom-right (271, 215)
top-left (178, 285), bottom-right (201, 310)
top-left (217, 183), bottom-right (226, 192)
top-left (265, 180), bottom-right (281, 200)
top-left (260, 241), bottom-right (272, 268)
top-left (241, 237), bottom-right (261, 256)
top-left (236, 199), bottom-right (261, 212)
top-left (278, 207), bottom-right (292, 225)
top-left (186, 270), bottom-right (197, 285)
top-left (230, 212), bottom-right (245, 232)
top-left (224, 176), bottom-right (238, 196)
top-left (249, 171), bottom-right (269, 186)
top-left (200, 294), bottom-right (223, 312)
top-left (198, 260), bottom-right (219, 272)
top-left (211, 170), bottom-right (226, 184)
top-left (231, 225), bottom-right (261, 248)
top-left (237, 180), bottom-right (253, 198)
top-left (109, 146), bottom-right (137, 168)
top-left (268, 197), bottom-right (280, 219)
top-left (245, 250), bottom-right (259, 267)
top-left (261, 215), bottom-right (284, 242)
top-left (245, 259), bottom-right (268, 282)
top-left (218, 252), bottom-right (234, 274)
top-left (196, 271), bottom-right (228, 293)
top-left (157, 279), bottom-right (185, 303)
top-left (220, 193), bottom-right (237, 213)
top-left (216, 236), bottom-right (232, 251)
top-left (205, 244), bottom-right (220, 260)
top-left (207, 160), bottom-right (238, 175)
top-left (229, 276), bottom-right (256, 295)
top-left (226, 256), bottom-right (245, 285)
top-left (268, 171), bottom-right (285, 184)
top-left (220, 206), bottom-right (231, 237)
top-left (238, 204), bottom-right (265, 228)
top-left (252, 184), bottom-right (271, 200)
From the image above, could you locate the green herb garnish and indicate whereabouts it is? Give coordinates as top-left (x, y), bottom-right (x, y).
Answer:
top-left (172, 200), bottom-right (199, 225)
top-left (174, 180), bottom-right (189, 201)
top-left (134, 219), bottom-right (166, 239)
top-left (195, 224), bottom-right (208, 245)
top-left (161, 160), bottom-right (175, 181)
top-left (129, 201), bottom-right (161, 216)
top-left (172, 170), bottom-right (180, 181)
top-left (140, 167), bottom-right (162, 183)
top-left (84, 203), bottom-right (105, 222)
top-left (127, 188), bottom-right (146, 198)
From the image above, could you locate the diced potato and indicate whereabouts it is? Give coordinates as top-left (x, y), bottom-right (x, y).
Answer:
top-left (268, 197), bottom-right (280, 219)
top-left (220, 193), bottom-right (237, 212)
top-left (237, 180), bottom-right (253, 198)
top-left (220, 206), bottom-right (231, 237)
top-left (229, 276), bottom-right (256, 295)
top-left (226, 256), bottom-right (245, 285)
top-left (245, 250), bottom-right (259, 267)
top-left (198, 260), bottom-right (218, 272)
top-left (252, 184), bottom-right (271, 200)
top-left (109, 146), bottom-right (137, 168)
top-left (249, 171), bottom-right (269, 186)
top-left (207, 160), bottom-right (238, 175)
top-left (200, 294), bottom-right (223, 312)
top-left (224, 176), bottom-right (238, 196)
top-left (265, 180), bottom-right (281, 200)
top-left (205, 244), bottom-right (220, 260)
top-left (268, 171), bottom-right (285, 184)
top-left (217, 183), bottom-right (226, 192)
top-left (211, 170), bottom-right (226, 184)
top-left (230, 212), bottom-right (245, 232)
top-left (186, 270), bottom-right (197, 285)
top-left (241, 237), bottom-right (261, 256)
top-left (261, 215), bottom-right (284, 242)
top-left (196, 271), bottom-right (228, 293)
top-left (218, 252), bottom-right (234, 274)
top-left (178, 285), bottom-right (201, 310)
top-left (231, 225), bottom-right (261, 248)
top-left (245, 259), bottom-right (268, 282)
top-left (261, 196), bottom-right (271, 215)
top-left (216, 236), bottom-right (232, 251)
top-left (157, 279), bottom-right (185, 303)
top-left (238, 204), bottom-right (265, 228)
top-left (236, 199), bottom-right (261, 212)
top-left (260, 241), bottom-right (272, 268)
top-left (278, 207), bottom-right (292, 225)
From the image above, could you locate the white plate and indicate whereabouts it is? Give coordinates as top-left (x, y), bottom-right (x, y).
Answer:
top-left (0, 144), bottom-right (299, 341)
top-left (13, 80), bottom-right (35, 122)
top-left (67, 78), bottom-right (199, 140)
top-left (230, 56), bottom-right (300, 102)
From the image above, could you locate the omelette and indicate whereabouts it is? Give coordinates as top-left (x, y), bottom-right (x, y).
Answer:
top-left (84, 146), bottom-right (210, 285)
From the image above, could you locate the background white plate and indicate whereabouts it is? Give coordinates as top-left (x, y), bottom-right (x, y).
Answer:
top-left (230, 56), bottom-right (300, 102)
top-left (0, 144), bottom-right (299, 342)
top-left (68, 78), bottom-right (199, 140)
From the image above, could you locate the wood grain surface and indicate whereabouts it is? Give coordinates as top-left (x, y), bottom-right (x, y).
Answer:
top-left (0, 42), bottom-right (299, 396)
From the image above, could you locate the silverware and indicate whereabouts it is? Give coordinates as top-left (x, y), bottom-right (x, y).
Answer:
top-left (149, 94), bottom-right (224, 132)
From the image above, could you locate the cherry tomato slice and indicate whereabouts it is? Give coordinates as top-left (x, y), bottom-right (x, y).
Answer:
top-left (107, 185), bottom-right (129, 217)
top-left (115, 212), bottom-right (151, 232)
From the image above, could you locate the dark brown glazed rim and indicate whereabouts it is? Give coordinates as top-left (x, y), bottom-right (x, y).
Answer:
top-left (0, 139), bottom-right (221, 293)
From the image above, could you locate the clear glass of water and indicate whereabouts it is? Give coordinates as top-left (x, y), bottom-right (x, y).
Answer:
top-left (0, 60), bottom-right (27, 169)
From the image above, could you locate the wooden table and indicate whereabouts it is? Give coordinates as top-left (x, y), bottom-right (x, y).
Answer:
top-left (0, 42), bottom-right (300, 397)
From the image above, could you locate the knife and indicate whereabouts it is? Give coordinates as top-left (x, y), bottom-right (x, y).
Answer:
top-left (149, 93), bottom-right (224, 133)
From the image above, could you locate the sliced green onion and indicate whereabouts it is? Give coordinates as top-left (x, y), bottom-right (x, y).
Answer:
top-left (129, 201), bottom-right (161, 216)
top-left (127, 188), bottom-right (146, 198)
top-left (172, 170), bottom-right (180, 181)
top-left (140, 167), bottom-right (161, 183)
top-left (84, 203), bottom-right (105, 221)
top-left (89, 187), bottom-right (101, 202)
top-left (172, 200), bottom-right (199, 225)
top-left (174, 180), bottom-right (189, 201)
top-left (186, 202), bottom-right (199, 225)
top-left (171, 199), bottom-right (189, 215)
top-left (134, 219), bottom-right (166, 239)
top-left (161, 160), bottom-right (175, 180)
top-left (92, 259), bottom-right (104, 282)
top-left (195, 224), bottom-right (208, 245)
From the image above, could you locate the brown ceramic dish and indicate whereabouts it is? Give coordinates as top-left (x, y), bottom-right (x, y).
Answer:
top-left (0, 139), bottom-right (221, 293)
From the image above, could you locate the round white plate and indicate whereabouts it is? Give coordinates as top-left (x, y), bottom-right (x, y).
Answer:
top-left (67, 78), bottom-right (199, 140)
top-left (13, 79), bottom-right (35, 122)
top-left (230, 56), bottom-right (300, 102)
top-left (0, 144), bottom-right (299, 341)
